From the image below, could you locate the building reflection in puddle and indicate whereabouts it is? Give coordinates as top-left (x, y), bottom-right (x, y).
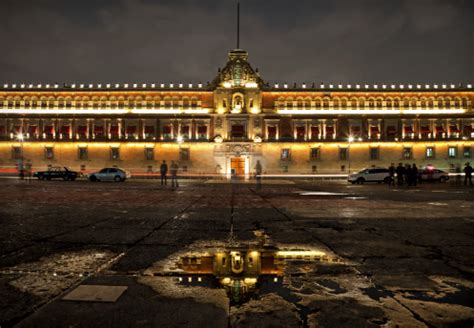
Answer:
top-left (174, 246), bottom-right (340, 304)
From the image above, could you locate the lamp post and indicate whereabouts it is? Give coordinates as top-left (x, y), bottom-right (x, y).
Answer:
top-left (347, 136), bottom-right (354, 173)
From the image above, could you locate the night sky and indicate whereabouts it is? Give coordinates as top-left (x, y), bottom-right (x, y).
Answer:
top-left (1, 0), bottom-right (473, 85)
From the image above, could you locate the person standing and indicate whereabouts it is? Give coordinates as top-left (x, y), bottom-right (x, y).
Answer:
top-left (412, 163), bottom-right (418, 186)
top-left (464, 162), bottom-right (473, 186)
top-left (255, 160), bottom-right (262, 190)
top-left (396, 163), bottom-right (404, 186)
top-left (17, 157), bottom-right (24, 180)
top-left (25, 159), bottom-right (32, 183)
top-left (170, 160), bottom-right (179, 188)
top-left (388, 163), bottom-right (395, 187)
top-left (160, 160), bottom-right (168, 186)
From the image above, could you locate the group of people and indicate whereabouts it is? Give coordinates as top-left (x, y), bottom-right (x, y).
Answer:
top-left (388, 163), bottom-right (419, 186)
top-left (159, 160), bottom-right (179, 188)
top-left (17, 158), bottom-right (33, 181)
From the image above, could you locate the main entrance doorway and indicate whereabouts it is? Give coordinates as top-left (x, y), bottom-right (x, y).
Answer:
top-left (230, 157), bottom-right (245, 177)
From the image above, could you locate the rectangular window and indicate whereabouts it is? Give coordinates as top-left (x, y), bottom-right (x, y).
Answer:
top-left (110, 147), bottom-right (120, 160)
top-left (311, 165), bottom-right (317, 173)
top-left (310, 147), bottom-right (320, 160)
top-left (296, 126), bottom-right (305, 140)
top-left (370, 147), bottom-right (379, 160)
top-left (339, 148), bottom-right (348, 160)
top-left (448, 147), bottom-right (457, 158)
top-left (267, 126), bottom-right (277, 140)
top-left (463, 146), bottom-right (471, 158)
top-left (426, 146), bottom-right (435, 159)
top-left (403, 147), bottom-right (412, 159)
top-left (280, 148), bottom-right (291, 161)
top-left (12, 146), bottom-right (22, 159)
top-left (231, 124), bottom-right (245, 139)
top-left (197, 126), bottom-right (207, 140)
top-left (45, 147), bottom-right (54, 160)
top-left (78, 147), bottom-right (88, 160)
top-left (145, 147), bottom-right (154, 160)
top-left (179, 147), bottom-right (190, 161)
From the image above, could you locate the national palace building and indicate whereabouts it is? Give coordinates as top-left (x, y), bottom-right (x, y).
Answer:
top-left (1, 48), bottom-right (473, 177)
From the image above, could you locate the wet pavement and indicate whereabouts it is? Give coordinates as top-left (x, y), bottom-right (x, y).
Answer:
top-left (0, 178), bottom-right (473, 327)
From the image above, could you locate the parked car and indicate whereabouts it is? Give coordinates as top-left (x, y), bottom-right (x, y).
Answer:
top-left (88, 168), bottom-right (131, 182)
top-left (418, 167), bottom-right (449, 182)
top-left (348, 168), bottom-right (391, 184)
top-left (33, 167), bottom-right (79, 181)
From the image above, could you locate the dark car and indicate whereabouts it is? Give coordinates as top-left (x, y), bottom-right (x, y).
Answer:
top-left (33, 167), bottom-right (79, 181)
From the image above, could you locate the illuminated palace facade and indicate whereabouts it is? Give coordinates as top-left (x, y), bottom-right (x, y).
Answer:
top-left (0, 48), bottom-right (473, 177)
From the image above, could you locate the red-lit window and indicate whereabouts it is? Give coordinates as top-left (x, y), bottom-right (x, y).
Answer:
top-left (296, 126), bottom-right (305, 140)
top-left (28, 125), bottom-right (38, 136)
top-left (60, 125), bottom-right (70, 135)
top-left (370, 126), bottom-right (380, 136)
top-left (144, 125), bottom-right (155, 137)
top-left (77, 125), bottom-right (88, 136)
top-left (435, 126), bottom-right (444, 136)
top-left (43, 125), bottom-right (54, 136)
top-left (0, 126), bottom-right (6, 135)
top-left (94, 126), bottom-right (104, 136)
top-left (420, 126), bottom-right (431, 136)
top-left (325, 126), bottom-right (334, 136)
top-left (110, 125), bottom-right (119, 136)
top-left (449, 125), bottom-right (459, 134)
top-left (310, 126), bottom-right (319, 139)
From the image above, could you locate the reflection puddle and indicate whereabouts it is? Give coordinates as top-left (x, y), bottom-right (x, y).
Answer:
top-left (144, 238), bottom-right (343, 306)
top-left (344, 196), bottom-right (367, 200)
top-left (428, 202), bottom-right (448, 206)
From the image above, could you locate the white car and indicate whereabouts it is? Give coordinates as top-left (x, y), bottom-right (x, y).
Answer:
top-left (88, 167), bottom-right (131, 182)
top-left (348, 168), bottom-right (391, 184)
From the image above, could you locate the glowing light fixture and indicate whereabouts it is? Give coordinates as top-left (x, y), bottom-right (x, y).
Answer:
top-left (222, 81), bottom-right (232, 88)
top-left (245, 82), bottom-right (258, 88)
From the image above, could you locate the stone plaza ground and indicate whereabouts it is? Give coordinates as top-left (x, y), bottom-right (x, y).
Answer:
top-left (0, 177), bottom-right (473, 327)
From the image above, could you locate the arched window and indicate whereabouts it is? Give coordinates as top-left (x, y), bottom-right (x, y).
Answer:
top-left (385, 98), bottom-right (393, 108)
top-left (368, 99), bottom-right (375, 108)
top-left (48, 97), bottom-right (55, 108)
top-left (376, 98), bottom-right (382, 108)
top-left (314, 98), bottom-right (321, 108)
top-left (351, 98), bottom-right (357, 108)
top-left (323, 98), bottom-right (330, 108)
top-left (358, 98), bottom-right (365, 108)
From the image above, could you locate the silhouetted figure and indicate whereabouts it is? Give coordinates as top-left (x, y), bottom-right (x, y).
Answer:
top-left (255, 160), bottom-right (262, 190)
top-left (405, 164), bottom-right (413, 186)
top-left (396, 163), bottom-right (405, 186)
top-left (412, 163), bottom-right (418, 186)
top-left (170, 160), bottom-right (179, 188)
top-left (464, 162), bottom-right (473, 186)
top-left (160, 160), bottom-right (168, 186)
top-left (388, 163), bottom-right (396, 186)
top-left (25, 159), bottom-right (32, 183)
top-left (17, 157), bottom-right (24, 180)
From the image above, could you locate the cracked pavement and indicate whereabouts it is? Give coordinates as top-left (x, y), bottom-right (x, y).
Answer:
top-left (0, 178), bottom-right (473, 327)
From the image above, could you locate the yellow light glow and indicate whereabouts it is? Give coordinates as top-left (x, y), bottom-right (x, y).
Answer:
top-left (277, 109), bottom-right (466, 115)
top-left (245, 82), bottom-right (258, 88)
top-left (0, 108), bottom-right (210, 115)
top-left (222, 81), bottom-right (232, 88)
top-left (276, 250), bottom-right (326, 257)
top-left (243, 278), bottom-right (257, 284)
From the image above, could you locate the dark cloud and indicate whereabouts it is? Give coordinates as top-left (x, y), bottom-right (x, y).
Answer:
top-left (0, 0), bottom-right (473, 85)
